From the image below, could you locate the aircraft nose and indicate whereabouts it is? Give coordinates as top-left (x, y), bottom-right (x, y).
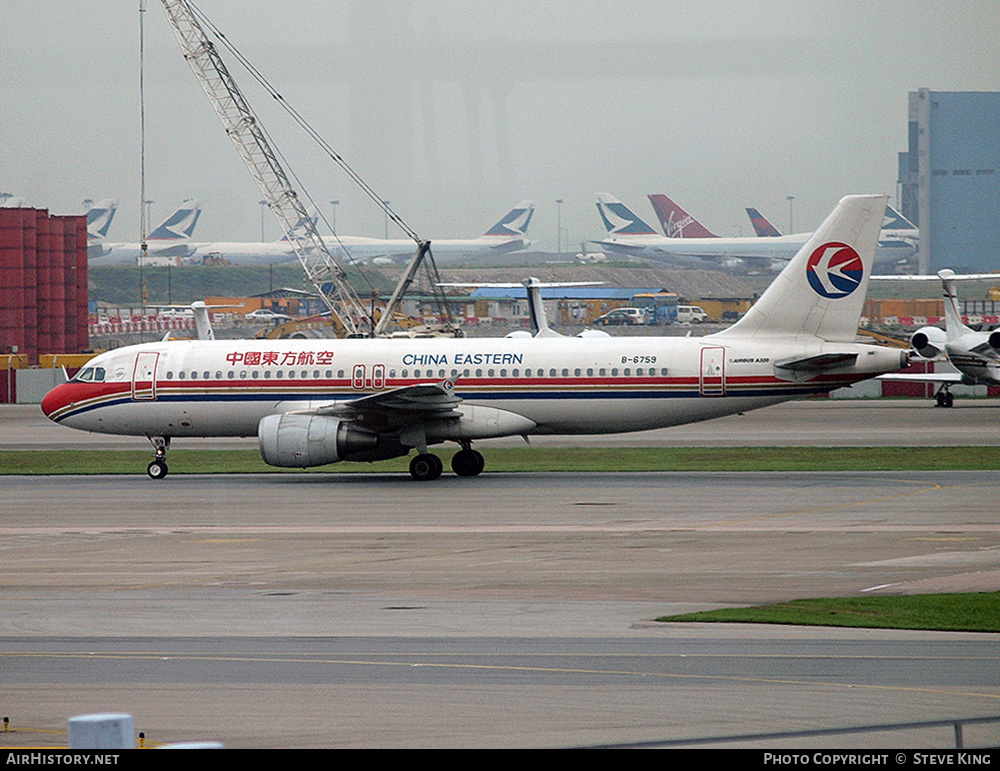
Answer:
top-left (40, 383), bottom-right (69, 420)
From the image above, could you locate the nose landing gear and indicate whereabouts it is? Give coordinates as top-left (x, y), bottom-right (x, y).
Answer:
top-left (146, 436), bottom-right (170, 479)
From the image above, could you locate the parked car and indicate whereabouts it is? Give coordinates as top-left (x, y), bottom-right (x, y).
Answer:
top-left (593, 307), bottom-right (649, 326)
top-left (245, 309), bottom-right (292, 322)
top-left (676, 305), bottom-right (708, 324)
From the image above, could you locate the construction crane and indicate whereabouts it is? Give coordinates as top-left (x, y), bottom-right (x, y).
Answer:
top-left (157, 0), bottom-right (373, 336)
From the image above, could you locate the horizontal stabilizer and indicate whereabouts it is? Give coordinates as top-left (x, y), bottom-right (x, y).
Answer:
top-left (876, 372), bottom-right (963, 384)
top-left (774, 352), bottom-right (858, 381)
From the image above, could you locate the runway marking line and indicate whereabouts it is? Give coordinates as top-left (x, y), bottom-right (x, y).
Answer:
top-left (4, 650), bottom-right (1000, 703)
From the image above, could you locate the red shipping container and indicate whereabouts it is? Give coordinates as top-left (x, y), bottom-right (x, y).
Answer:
top-left (1, 286), bottom-right (26, 307)
top-left (0, 266), bottom-right (25, 289)
top-left (0, 307), bottom-right (26, 327)
top-left (0, 208), bottom-right (31, 229)
top-left (0, 370), bottom-right (14, 403)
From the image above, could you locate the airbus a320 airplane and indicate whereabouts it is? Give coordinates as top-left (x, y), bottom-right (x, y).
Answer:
top-left (43, 195), bottom-right (907, 481)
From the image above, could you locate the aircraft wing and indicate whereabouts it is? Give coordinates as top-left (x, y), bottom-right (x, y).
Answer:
top-left (300, 379), bottom-right (462, 432)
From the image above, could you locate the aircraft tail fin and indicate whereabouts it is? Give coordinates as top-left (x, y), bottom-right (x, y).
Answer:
top-left (595, 194), bottom-right (658, 236)
top-left (720, 194), bottom-right (888, 343)
top-left (279, 205), bottom-right (319, 241)
top-left (483, 201), bottom-right (535, 237)
top-left (938, 270), bottom-right (976, 340)
top-left (883, 204), bottom-right (916, 231)
top-left (86, 199), bottom-right (118, 239)
top-left (745, 207), bottom-right (783, 237)
top-left (148, 198), bottom-right (202, 240)
top-left (647, 194), bottom-right (717, 238)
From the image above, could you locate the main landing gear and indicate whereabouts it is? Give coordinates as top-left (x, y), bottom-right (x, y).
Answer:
top-left (146, 436), bottom-right (170, 479)
top-left (408, 444), bottom-right (485, 481)
top-left (935, 384), bottom-right (955, 408)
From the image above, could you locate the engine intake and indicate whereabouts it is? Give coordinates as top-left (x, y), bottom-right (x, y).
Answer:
top-left (258, 414), bottom-right (389, 468)
top-left (909, 326), bottom-right (947, 360)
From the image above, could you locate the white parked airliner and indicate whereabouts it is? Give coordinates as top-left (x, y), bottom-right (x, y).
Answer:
top-left (43, 195), bottom-right (907, 481)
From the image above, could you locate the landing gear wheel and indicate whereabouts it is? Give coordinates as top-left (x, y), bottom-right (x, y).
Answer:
top-left (409, 453), bottom-right (443, 481)
top-left (451, 448), bottom-right (485, 477)
top-left (147, 460), bottom-right (168, 480)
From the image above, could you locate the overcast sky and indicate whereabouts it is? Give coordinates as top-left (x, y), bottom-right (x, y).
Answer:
top-left (4, 1), bottom-right (998, 249)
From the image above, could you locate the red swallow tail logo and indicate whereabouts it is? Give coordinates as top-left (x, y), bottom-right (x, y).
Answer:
top-left (805, 242), bottom-right (864, 298)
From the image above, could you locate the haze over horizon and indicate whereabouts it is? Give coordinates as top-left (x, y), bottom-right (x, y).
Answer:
top-left (4, 1), bottom-right (998, 252)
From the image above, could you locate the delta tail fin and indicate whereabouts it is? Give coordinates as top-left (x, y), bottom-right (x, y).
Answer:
top-left (595, 194), bottom-right (658, 236)
top-left (720, 194), bottom-right (888, 343)
top-left (147, 198), bottom-right (202, 240)
top-left (745, 207), bottom-right (783, 237)
top-left (647, 194), bottom-right (717, 238)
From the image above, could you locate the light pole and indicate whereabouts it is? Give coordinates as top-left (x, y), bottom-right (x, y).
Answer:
top-left (786, 195), bottom-right (795, 234)
top-left (329, 199), bottom-right (339, 233)
top-left (259, 199), bottom-right (267, 241)
top-left (555, 198), bottom-right (564, 257)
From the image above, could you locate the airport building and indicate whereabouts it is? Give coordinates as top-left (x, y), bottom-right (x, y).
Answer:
top-left (899, 89), bottom-right (1000, 273)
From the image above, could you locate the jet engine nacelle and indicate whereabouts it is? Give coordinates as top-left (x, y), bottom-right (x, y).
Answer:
top-left (989, 330), bottom-right (1000, 353)
top-left (258, 414), bottom-right (394, 468)
top-left (909, 326), bottom-right (948, 360)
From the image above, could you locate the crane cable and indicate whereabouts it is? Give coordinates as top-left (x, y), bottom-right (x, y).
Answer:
top-left (186, 1), bottom-right (423, 250)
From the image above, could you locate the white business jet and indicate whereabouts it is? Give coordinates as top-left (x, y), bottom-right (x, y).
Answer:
top-left (42, 195), bottom-right (906, 481)
top-left (873, 269), bottom-right (1000, 406)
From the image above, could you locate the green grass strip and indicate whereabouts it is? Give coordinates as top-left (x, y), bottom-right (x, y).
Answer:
top-left (2, 446), bottom-right (1000, 474)
top-left (657, 592), bottom-right (1000, 633)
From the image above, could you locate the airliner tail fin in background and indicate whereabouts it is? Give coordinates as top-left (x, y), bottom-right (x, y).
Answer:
top-left (86, 199), bottom-right (118, 239)
top-left (723, 194), bottom-right (888, 343)
top-left (595, 194), bottom-right (658, 236)
top-left (745, 207), bottom-right (782, 237)
top-left (147, 198), bottom-right (202, 240)
top-left (483, 201), bottom-right (535, 237)
top-left (647, 194), bottom-right (717, 238)
top-left (883, 204), bottom-right (916, 231)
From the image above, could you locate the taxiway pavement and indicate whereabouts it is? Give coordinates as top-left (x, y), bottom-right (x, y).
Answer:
top-left (2, 467), bottom-right (999, 748)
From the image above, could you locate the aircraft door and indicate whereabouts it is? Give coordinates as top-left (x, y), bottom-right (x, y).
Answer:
top-left (131, 351), bottom-right (159, 401)
top-left (699, 346), bottom-right (725, 396)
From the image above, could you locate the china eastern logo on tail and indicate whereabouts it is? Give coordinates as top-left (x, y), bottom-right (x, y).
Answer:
top-left (805, 242), bottom-right (864, 298)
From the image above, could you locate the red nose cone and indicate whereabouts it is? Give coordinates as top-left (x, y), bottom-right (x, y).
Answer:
top-left (41, 384), bottom-right (67, 419)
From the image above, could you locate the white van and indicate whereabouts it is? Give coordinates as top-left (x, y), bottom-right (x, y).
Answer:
top-left (676, 305), bottom-right (708, 324)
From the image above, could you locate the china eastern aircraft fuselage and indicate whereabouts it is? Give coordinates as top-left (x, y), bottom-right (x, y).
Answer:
top-left (42, 195), bottom-right (909, 480)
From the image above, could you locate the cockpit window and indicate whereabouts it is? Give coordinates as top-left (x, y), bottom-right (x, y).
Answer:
top-left (74, 366), bottom-right (106, 383)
